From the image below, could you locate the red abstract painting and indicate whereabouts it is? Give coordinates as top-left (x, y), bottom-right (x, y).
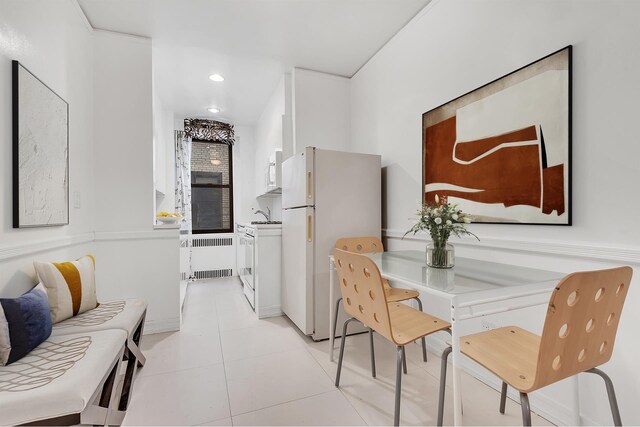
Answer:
top-left (422, 46), bottom-right (571, 225)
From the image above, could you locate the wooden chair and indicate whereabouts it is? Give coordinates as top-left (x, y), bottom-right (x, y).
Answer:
top-left (334, 237), bottom-right (428, 362)
top-left (456, 267), bottom-right (632, 426)
top-left (333, 248), bottom-right (452, 426)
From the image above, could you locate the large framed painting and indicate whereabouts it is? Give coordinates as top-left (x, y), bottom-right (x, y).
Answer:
top-left (423, 46), bottom-right (572, 225)
top-left (13, 60), bottom-right (69, 228)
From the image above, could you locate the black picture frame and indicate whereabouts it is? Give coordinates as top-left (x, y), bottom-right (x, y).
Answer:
top-left (13, 60), bottom-right (70, 228)
top-left (421, 45), bottom-right (572, 226)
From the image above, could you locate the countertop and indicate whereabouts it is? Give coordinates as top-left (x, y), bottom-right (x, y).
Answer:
top-left (239, 222), bottom-right (282, 230)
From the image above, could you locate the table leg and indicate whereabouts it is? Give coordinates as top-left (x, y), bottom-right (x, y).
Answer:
top-left (329, 257), bottom-right (335, 362)
top-left (451, 301), bottom-right (463, 426)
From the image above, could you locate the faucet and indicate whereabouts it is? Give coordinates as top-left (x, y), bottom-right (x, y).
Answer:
top-left (254, 207), bottom-right (271, 221)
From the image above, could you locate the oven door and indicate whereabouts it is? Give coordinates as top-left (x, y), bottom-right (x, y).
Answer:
top-left (242, 234), bottom-right (255, 308)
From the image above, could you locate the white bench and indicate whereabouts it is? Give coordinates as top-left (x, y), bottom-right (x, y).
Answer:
top-left (50, 299), bottom-right (148, 413)
top-left (0, 299), bottom-right (148, 425)
top-left (0, 330), bottom-right (126, 426)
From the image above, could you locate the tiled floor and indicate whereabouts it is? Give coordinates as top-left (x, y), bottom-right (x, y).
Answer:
top-left (123, 277), bottom-right (553, 426)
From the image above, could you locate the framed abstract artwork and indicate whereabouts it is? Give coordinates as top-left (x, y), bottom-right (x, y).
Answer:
top-left (13, 60), bottom-right (69, 228)
top-left (422, 46), bottom-right (572, 225)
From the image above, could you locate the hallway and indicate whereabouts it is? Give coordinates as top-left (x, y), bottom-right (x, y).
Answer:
top-left (123, 278), bottom-right (552, 426)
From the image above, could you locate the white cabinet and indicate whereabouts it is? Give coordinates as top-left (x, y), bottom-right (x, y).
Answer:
top-left (245, 224), bottom-right (282, 318)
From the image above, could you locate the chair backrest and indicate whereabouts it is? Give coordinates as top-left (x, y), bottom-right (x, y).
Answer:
top-left (335, 237), bottom-right (384, 254)
top-left (333, 248), bottom-right (394, 342)
top-left (533, 266), bottom-right (633, 390)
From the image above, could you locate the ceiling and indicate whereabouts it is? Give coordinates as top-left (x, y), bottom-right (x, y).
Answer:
top-left (78, 0), bottom-right (431, 125)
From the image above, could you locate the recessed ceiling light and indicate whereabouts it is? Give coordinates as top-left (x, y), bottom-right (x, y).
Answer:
top-left (209, 74), bottom-right (224, 82)
top-left (207, 107), bottom-right (220, 113)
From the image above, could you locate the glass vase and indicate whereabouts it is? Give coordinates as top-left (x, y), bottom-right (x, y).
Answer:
top-left (426, 240), bottom-right (454, 269)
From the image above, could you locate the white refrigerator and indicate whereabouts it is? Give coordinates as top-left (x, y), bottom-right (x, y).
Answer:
top-left (282, 146), bottom-right (381, 340)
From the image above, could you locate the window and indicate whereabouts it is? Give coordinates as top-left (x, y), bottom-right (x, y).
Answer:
top-left (191, 140), bottom-right (233, 233)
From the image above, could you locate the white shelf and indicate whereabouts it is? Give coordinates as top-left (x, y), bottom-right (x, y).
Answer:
top-left (154, 223), bottom-right (181, 230)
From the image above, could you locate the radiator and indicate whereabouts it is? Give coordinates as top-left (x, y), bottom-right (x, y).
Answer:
top-left (180, 233), bottom-right (236, 281)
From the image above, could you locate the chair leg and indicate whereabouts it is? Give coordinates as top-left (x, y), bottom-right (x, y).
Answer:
top-left (401, 345), bottom-right (408, 374)
top-left (500, 381), bottom-right (508, 414)
top-left (414, 297), bottom-right (428, 362)
top-left (520, 392), bottom-right (531, 426)
top-left (437, 346), bottom-right (452, 426)
top-left (335, 317), bottom-right (355, 387)
top-left (586, 368), bottom-right (622, 426)
top-left (394, 346), bottom-right (404, 427)
top-left (369, 327), bottom-right (376, 378)
top-left (333, 297), bottom-right (343, 344)
top-left (442, 328), bottom-right (463, 415)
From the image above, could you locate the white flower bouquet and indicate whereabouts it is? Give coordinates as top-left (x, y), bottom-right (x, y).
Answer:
top-left (404, 195), bottom-right (478, 267)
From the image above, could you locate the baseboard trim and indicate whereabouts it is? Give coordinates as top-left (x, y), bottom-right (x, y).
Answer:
top-left (258, 305), bottom-right (283, 319)
top-left (383, 229), bottom-right (640, 264)
top-left (143, 317), bottom-right (181, 335)
top-left (0, 233), bottom-right (94, 262)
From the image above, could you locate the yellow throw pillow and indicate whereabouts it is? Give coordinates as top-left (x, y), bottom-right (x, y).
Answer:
top-left (33, 255), bottom-right (98, 323)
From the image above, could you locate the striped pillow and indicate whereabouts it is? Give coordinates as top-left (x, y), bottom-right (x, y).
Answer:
top-left (33, 255), bottom-right (98, 324)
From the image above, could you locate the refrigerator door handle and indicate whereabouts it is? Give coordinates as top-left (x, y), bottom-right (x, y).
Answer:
top-left (307, 171), bottom-right (313, 200)
top-left (307, 214), bottom-right (313, 242)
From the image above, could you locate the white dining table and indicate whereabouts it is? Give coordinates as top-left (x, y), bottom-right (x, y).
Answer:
top-left (328, 250), bottom-right (574, 426)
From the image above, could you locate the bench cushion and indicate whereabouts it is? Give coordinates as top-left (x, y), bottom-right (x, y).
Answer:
top-left (0, 329), bottom-right (126, 426)
top-left (51, 299), bottom-right (147, 338)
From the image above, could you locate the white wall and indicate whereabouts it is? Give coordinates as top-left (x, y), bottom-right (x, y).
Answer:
top-left (93, 30), bottom-right (179, 333)
top-left (0, 0), bottom-right (95, 294)
top-left (247, 69), bottom-right (352, 222)
top-left (94, 229), bottom-right (180, 333)
top-left (234, 125), bottom-right (258, 224)
top-left (251, 75), bottom-right (286, 221)
top-left (350, 0), bottom-right (640, 425)
top-left (153, 94), bottom-right (176, 214)
top-left (0, 3), bottom-right (179, 335)
top-left (293, 68), bottom-right (350, 154)
top-left (93, 30), bottom-right (155, 232)
top-left (254, 76), bottom-right (285, 198)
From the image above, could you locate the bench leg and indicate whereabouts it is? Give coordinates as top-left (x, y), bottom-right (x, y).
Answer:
top-left (81, 344), bottom-right (126, 426)
top-left (130, 311), bottom-right (147, 368)
top-left (118, 346), bottom-right (139, 412)
top-left (118, 310), bottom-right (147, 411)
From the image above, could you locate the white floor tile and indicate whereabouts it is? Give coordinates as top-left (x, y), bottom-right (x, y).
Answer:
top-left (220, 318), bottom-right (307, 362)
top-left (225, 348), bottom-right (335, 415)
top-left (339, 358), bottom-right (447, 426)
top-left (216, 296), bottom-right (288, 332)
top-left (123, 363), bottom-right (230, 426)
top-left (306, 331), bottom-right (424, 388)
top-left (232, 390), bottom-right (366, 426)
top-left (195, 417), bottom-right (233, 426)
top-left (139, 328), bottom-right (224, 377)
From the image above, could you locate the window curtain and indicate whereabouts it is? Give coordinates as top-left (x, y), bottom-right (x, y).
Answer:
top-left (175, 130), bottom-right (192, 232)
top-left (183, 118), bottom-right (235, 145)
